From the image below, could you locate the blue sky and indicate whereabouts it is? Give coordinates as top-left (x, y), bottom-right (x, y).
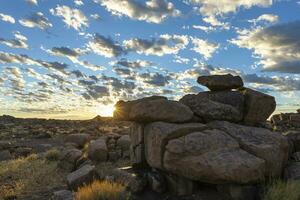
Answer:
top-left (0, 0), bottom-right (299, 119)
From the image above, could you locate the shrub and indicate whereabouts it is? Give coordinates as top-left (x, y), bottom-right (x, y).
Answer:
top-left (263, 180), bottom-right (300, 200)
top-left (0, 154), bottom-right (66, 199)
top-left (45, 148), bottom-right (60, 161)
top-left (75, 180), bottom-right (126, 200)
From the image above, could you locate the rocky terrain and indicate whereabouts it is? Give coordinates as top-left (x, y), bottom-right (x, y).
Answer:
top-left (0, 74), bottom-right (300, 200)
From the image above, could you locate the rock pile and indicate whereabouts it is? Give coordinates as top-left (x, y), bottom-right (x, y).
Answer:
top-left (271, 109), bottom-right (300, 131)
top-left (114, 74), bottom-right (289, 199)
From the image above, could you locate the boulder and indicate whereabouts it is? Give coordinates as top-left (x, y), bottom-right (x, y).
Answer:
top-left (283, 131), bottom-right (300, 152)
top-left (65, 134), bottom-right (90, 148)
top-left (197, 74), bottom-right (243, 91)
top-left (0, 150), bottom-right (12, 161)
top-left (52, 190), bottom-right (74, 200)
top-left (144, 122), bottom-right (207, 169)
top-left (0, 141), bottom-right (11, 150)
top-left (87, 138), bottom-right (108, 162)
top-left (165, 173), bottom-right (195, 196)
top-left (290, 114), bottom-right (300, 127)
top-left (209, 121), bottom-right (289, 177)
top-left (113, 96), bottom-right (167, 120)
top-left (284, 162), bottom-right (300, 180)
top-left (130, 123), bottom-right (146, 167)
top-left (180, 94), bottom-right (243, 122)
top-left (163, 129), bottom-right (265, 184)
top-left (117, 135), bottom-right (131, 152)
top-left (58, 148), bottom-right (82, 171)
top-left (129, 99), bottom-right (193, 123)
top-left (67, 164), bottom-right (97, 190)
top-left (239, 87), bottom-right (276, 125)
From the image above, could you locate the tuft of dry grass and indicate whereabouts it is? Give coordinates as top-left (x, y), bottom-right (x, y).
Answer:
top-left (0, 154), bottom-right (66, 199)
top-left (75, 180), bottom-right (126, 200)
top-left (263, 180), bottom-right (300, 200)
top-left (45, 148), bottom-right (60, 161)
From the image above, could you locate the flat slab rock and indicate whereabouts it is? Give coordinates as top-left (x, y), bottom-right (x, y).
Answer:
top-left (135, 121), bottom-right (289, 184)
top-left (197, 74), bottom-right (243, 91)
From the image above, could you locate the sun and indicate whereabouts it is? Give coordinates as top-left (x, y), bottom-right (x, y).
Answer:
top-left (96, 104), bottom-right (115, 117)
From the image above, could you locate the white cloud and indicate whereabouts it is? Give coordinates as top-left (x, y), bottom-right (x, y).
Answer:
top-left (19, 12), bottom-right (52, 30)
top-left (0, 31), bottom-right (28, 49)
top-left (0, 13), bottom-right (15, 24)
top-left (124, 34), bottom-right (189, 56)
top-left (173, 55), bottom-right (190, 64)
top-left (248, 14), bottom-right (279, 24)
top-left (90, 14), bottom-right (101, 20)
top-left (231, 21), bottom-right (300, 74)
top-left (50, 5), bottom-right (88, 31)
top-left (74, 0), bottom-right (84, 6)
top-left (192, 25), bottom-right (215, 33)
top-left (187, 0), bottom-right (272, 27)
top-left (26, 0), bottom-right (38, 5)
top-left (94, 0), bottom-right (180, 24)
top-left (190, 37), bottom-right (219, 60)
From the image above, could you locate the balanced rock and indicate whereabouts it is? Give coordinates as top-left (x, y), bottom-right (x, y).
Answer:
top-left (209, 121), bottom-right (289, 177)
top-left (114, 96), bottom-right (193, 123)
top-left (197, 74), bottom-right (243, 91)
top-left (239, 87), bottom-right (276, 125)
top-left (180, 93), bottom-right (243, 122)
top-left (114, 96), bottom-right (167, 120)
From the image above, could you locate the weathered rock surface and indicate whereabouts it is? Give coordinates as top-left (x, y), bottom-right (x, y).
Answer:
top-left (180, 94), bottom-right (243, 122)
top-left (130, 123), bottom-right (146, 167)
top-left (52, 190), bottom-right (74, 200)
top-left (65, 134), bottom-right (90, 148)
top-left (144, 122), bottom-right (207, 169)
top-left (163, 129), bottom-right (265, 184)
top-left (197, 74), bottom-right (243, 91)
top-left (239, 87), bottom-right (276, 124)
top-left (283, 131), bottom-right (300, 152)
top-left (284, 162), bottom-right (300, 180)
top-left (209, 121), bottom-right (289, 177)
top-left (114, 96), bottom-right (167, 120)
top-left (0, 150), bottom-right (12, 161)
top-left (67, 164), bottom-right (97, 190)
top-left (58, 148), bottom-right (82, 171)
top-left (87, 137), bottom-right (108, 162)
top-left (129, 99), bottom-right (193, 123)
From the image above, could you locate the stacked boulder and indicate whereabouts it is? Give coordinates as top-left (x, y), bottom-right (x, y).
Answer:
top-left (114, 74), bottom-right (289, 199)
top-left (271, 109), bottom-right (300, 131)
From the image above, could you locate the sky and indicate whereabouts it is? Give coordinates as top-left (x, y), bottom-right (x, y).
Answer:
top-left (0, 0), bottom-right (299, 119)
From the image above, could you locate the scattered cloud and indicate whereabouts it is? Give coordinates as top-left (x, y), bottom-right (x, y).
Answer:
top-left (19, 12), bottom-right (52, 30)
top-left (50, 5), bottom-right (88, 31)
top-left (0, 13), bottom-right (15, 24)
top-left (192, 25), bottom-right (215, 33)
top-left (0, 32), bottom-right (28, 49)
top-left (190, 37), bottom-right (219, 60)
top-left (231, 21), bottom-right (300, 74)
top-left (248, 14), bottom-right (279, 24)
top-left (139, 72), bottom-right (172, 86)
top-left (113, 58), bottom-right (153, 69)
top-left (94, 0), bottom-right (180, 24)
top-left (74, 0), bottom-right (84, 6)
top-left (124, 34), bottom-right (189, 56)
top-left (88, 33), bottom-right (125, 57)
top-left (26, 0), bottom-right (38, 5)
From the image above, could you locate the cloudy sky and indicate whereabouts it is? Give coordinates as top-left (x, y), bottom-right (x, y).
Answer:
top-left (0, 0), bottom-right (299, 119)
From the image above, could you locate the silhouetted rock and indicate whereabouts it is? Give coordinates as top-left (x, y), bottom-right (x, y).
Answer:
top-left (239, 87), bottom-right (276, 125)
top-left (87, 137), bottom-right (108, 162)
top-left (65, 134), bottom-right (90, 148)
top-left (67, 164), bottom-right (97, 190)
top-left (58, 148), bottom-right (82, 172)
top-left (197, 74), bottom-right (243, 91)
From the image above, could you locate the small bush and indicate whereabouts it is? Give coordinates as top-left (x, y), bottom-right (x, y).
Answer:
top-left (45, 149), bottom-right (60, 161)
top-left (263, 180), bottom-right (300, 200)
top-left (75, 180), bottom-right (126, 200)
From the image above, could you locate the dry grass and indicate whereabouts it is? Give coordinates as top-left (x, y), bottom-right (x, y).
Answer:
top-left (0, 154), bottom-right (66, 199)
top-left (263, 180), bottom-right (300, 200)
top-left (75, 180), bottom-right (126, 200)
top-left (45, 148), bottom-right (60, 161)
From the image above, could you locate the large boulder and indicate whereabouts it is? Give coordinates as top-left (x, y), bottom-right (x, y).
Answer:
top-left (180, 94), bottom-right (243, 122)
top-left (113, 96), bottom-right (167, 120)
top-left (87, 137), bottom-right (108, 162)
top-left (197, 74), bottom-right (243, 91)
top-left (58, 148), bottom-right (82, 171)
top-left (209, 121), bottom-right (289, 177)
top-left (239, 87), bottom-right (276, 125)
top-left (283, 131), bottom-right (300, 152)
top-left (67, 164), bottom-right (97, 190)
top-left (129, 99), bottom-right (193, 123)
top-left (144, 122), bottom-right (207, 169)
top-left (65, 134), bottom-right (90, 148)
top-left (163, 129), bottom-right (265, 184)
